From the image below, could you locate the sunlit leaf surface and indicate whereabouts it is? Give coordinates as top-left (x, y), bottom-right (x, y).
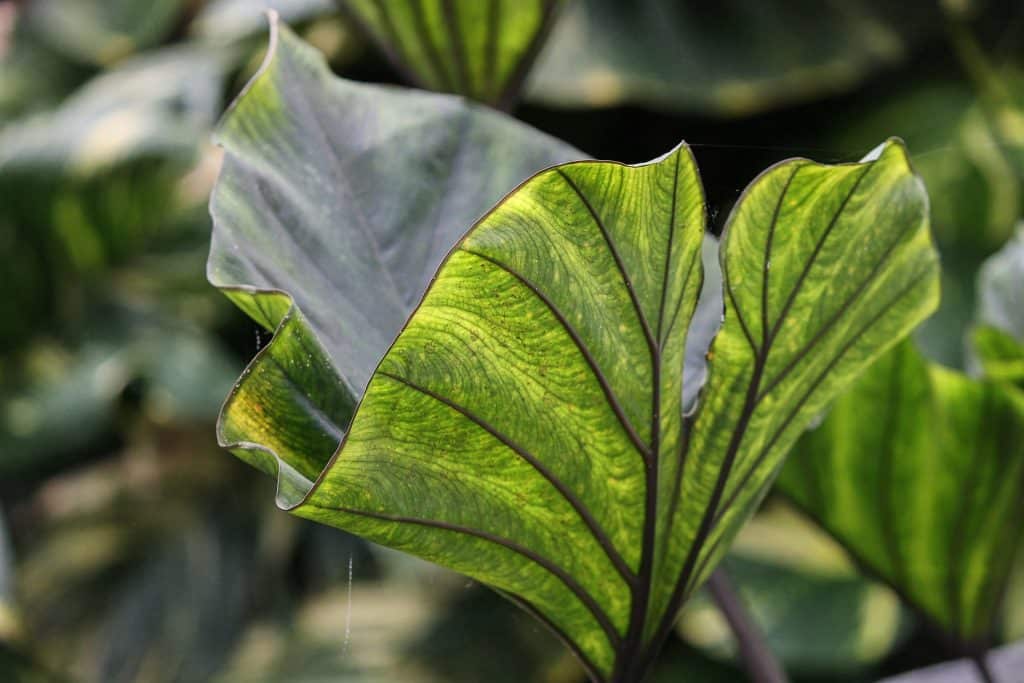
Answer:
top-left (210, 21), bottom-right (939, 681)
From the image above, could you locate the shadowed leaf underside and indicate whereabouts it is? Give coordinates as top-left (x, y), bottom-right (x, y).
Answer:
top-left (207, 15), bottom-right (580, 501)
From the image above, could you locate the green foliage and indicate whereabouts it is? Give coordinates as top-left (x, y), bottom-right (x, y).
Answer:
top-left (210, 21), bottom-right (939, 679)
top-left (527, 0), bottom-right (940, 115)
top-left (779, 340), bottom-right (1024, 646)
top-left (338, 0), bottom-right (562, 108)
top-left (5, 1), bottom-right (1023, 681)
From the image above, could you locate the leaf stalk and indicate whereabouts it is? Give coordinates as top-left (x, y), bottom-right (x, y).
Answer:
top-left (706, 567), bottom-right (788, 683)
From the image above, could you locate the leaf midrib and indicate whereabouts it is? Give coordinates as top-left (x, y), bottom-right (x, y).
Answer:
top-left (640, 156), bottom-right (925, 670)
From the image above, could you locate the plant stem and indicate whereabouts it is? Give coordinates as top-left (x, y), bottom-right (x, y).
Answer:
top-left (971, 652), bottom-right (997, 683)
top-left (706, 567), bottom-right (788, 683)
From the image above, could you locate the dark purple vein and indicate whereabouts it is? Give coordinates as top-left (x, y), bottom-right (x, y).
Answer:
top-left (483, 0), bottom-right (501, 101)
top-left (367, 0), bottom-right (427, 88)
top-left (725, 276), bottom-right (759, 356)
top-left (556, 169), bottom-right (659, 368)
top-left (378, 370), bottom-right (637, 587)
top-left (462, 248), bottom-right (652, 461)
top-left (318, 503), bottom-right (623, 647)
top-left (761, 166), bottom-right (801, 347)
top-left (495, 0), bottom-right (561, 111)
top-left (762, 163), bottom-right (875, 349)
top-left (662, 249), bottom-right (702, 352)
top-left (655, 152), bottom-right (682, 344)
top-left (707, 266), bottom-right (935, 532)
top-left (754, 209), bottom-right (922, 405)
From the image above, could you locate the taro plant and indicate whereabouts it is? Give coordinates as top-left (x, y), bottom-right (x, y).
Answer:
top-left (207, 16), bottom-right (945, 681)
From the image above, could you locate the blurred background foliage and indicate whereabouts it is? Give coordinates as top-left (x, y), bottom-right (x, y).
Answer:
top-left (0, 0), bottom-right (1022, 681)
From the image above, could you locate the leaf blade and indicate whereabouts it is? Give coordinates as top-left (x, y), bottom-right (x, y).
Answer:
top-left (778, 340), bottom-right (1024, 643)
top-left (207, 14), bottom-right (581, 503)
top-left (656, 141), bottom-right (938, 608)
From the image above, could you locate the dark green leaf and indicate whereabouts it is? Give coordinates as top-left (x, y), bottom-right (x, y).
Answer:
top-left (0, 45), bottom-right (230, 175)
top-left (778, 340), bottom-right (1024, 645)
top-left (338, 0), bottom-right (563, 108)
top-left (527, 0), bottom-right (939, 115)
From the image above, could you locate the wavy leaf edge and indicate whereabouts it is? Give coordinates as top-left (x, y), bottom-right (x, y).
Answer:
top-left (208, 17), bottom-right (940, 679)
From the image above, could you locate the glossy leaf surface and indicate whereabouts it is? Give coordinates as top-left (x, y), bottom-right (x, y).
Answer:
top-left (779, 340), bottom-right (1024, 645)
top-left (338, 0), bottom-right (562, 108)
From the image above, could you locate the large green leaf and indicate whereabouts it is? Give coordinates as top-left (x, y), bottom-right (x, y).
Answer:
top-left (214, 86), bottom-right (938, 683)
top-left (211, 19), bottom-right (938, 681)
top-left (526, 0), bottom-right (939, 115)
top-left (208, 15), bottom-right (580, 496)
top-left (778, 340), bottom-right (1024, 646)
top-left (337, 0), bottom-right (563, 108)
top-left (283, 139), bottom-right (935, 680)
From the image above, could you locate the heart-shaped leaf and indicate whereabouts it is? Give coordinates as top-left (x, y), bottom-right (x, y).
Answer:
top-left (337, 0), bottom-right (563, 109)
top-left (210, 21), bottom-right (940, 681)
top-left (208, 15), bottom-right (580, 500)
top-left (778, 340), bottom-right (1024, 647)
